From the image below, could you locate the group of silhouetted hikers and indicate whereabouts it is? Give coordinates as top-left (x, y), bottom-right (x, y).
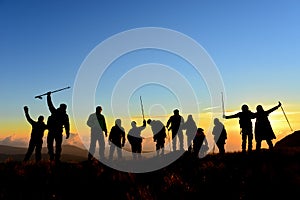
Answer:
top-left (23, 90), bottom-right (282, 163)
top-left (85, 107), bottom-right (212, 161)
top-left (23, 92), bottom-right (70, 163)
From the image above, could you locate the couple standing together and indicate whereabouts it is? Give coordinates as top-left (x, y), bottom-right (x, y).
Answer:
top-left (224, 102), bottom-right (282, 153)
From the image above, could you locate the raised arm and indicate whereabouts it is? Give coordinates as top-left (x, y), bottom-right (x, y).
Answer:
top-left (266, 101), bottom-right (281, 114)
top-left (23, 106), bottom-right (34, 125)
top-left (138, 120), bottom-right (147, 131)
top-left (224, 112), bottom-right (239, 119)
top-left (47, 92), bottom-right (56, 114)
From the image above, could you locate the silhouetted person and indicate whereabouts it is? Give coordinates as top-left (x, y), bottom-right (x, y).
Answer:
top-left (254, 102), bottom-right (281, 151)
top-left (212, 118), bottom-right (227, 155)
top-left (108, 119), bottom-right (125, 160)
top-left (183, 114), bottom-right (197, 153)
top-left (46, 92), bottom-right (70, 163)
top-left (166, 109), bottom-right (185, 151)
top-left (147, 119), bottom-right (167, 156)
top-left (87, 106), bottom-right (107, 161)
top-left (23, 106), bottom-right (47, 162)
top-left (127, 120), bottom-right (146, 160)
top-left (224, 104), bottom-right (256, 153)
top-left (193, 128), bottom-right (208, 158)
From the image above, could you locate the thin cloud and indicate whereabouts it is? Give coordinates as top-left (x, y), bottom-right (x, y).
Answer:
top-left (202, 106), bottom-right (220, 111)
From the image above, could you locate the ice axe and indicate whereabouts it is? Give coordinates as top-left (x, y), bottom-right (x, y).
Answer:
top-left (35, 86), bottom-right (71, 99)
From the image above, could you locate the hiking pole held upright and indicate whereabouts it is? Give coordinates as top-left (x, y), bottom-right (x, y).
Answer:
top-left (280, 102), bottom-right (293, 131)
top-left (140, 96), bottom-right (145, 121)
top-left (221, 92), bottom-right (225, 117)
top-left (35, 86), bottom-right (71, 99)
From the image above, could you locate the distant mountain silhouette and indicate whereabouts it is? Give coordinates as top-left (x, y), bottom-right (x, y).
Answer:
top-left (0, 144), bottom-right (88, 162)
top-left (274, 130), bottom-right (300, 149)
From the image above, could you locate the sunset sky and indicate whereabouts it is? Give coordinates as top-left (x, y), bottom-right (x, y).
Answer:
top-left (1, 0), bottom-right (300, 153)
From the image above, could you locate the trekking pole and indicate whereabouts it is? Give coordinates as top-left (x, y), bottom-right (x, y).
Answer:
top-left (280, 102), bottom-right (293, 131)
top-left (35, 86), bottom-right (71, 99)
top-left (140, 96), bottom-right (145, 121)
top-left (221, 92), bottom-right (225, 117)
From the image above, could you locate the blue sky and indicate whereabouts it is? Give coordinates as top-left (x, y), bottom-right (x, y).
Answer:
top-left (1, 0), bottom-right (300, 151)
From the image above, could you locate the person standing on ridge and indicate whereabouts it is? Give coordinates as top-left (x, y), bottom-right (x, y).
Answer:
top-left (223, 104), bottom-right (256, 153)
top-left (108, 118), bottom-right (126, 160)
top-left (183, 114), bottom-right (197, 153)
top-left (23, 106), bottom-right (47, 162)
top-left (166, 109), bottom-right (185, 151)
top-left (254, 102), bottom-right (281, 151)
top-left (87, 106), bottom-right (108, 161)
top-left (212, 118), bottom-right (227, 155)
top-left (46, 92), bottom-right (70, 163)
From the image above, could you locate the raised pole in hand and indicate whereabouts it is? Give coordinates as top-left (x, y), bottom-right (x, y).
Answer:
top-left (221, 92), bottom-right (225, 117)
top-left (280, 102), bottom-right (293, 131)
top-left (140, 96), bottom-right (145, 121)
top-left (35, 86), bottom-right (71, 99)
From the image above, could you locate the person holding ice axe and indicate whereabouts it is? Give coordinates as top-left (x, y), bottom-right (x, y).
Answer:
top-left (45, 91), bottom-right (70, 163)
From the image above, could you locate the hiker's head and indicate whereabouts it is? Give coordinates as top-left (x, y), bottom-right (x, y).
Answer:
top-left (197, 128), bottom-right (204, 134)
top-left (59, 103), bottom-right (67, 111)
top-left (96, 106), bottom-right (102, 113)
top-left (173, 109), bottom-right (179, 115)
top-left (115, 119), bottom-right (121, 126)
top-left (131, 121), bottom-right (137, 127)
top-left (241, 104), bottom-right (249, 112)
top-left (147, 119), bottom-right (152, 125)
top-left (214, 118), bottom-right (220, 125)
top-left (38, 115), bottom-right (44, 123)
top-left (256, 105), bottom-right (264, 112)
top-left (187, 114), bottom-right (193, 120)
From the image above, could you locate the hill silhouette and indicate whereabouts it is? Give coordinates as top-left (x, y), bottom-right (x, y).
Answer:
top-left (274, 130), bottom-right (300, 150)
top-left (0, 144), bottom-right (88, 162)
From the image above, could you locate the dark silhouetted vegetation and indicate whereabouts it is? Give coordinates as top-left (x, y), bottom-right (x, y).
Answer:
top-left (0, 149), bottom-right (299, 200)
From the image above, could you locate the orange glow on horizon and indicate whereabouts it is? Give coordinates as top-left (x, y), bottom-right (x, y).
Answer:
top-left (1, 107), bottom-right (299, 154)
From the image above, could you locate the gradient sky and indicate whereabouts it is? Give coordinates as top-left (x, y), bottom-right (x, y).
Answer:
top-left (1, 0), bottom-right (300, 152)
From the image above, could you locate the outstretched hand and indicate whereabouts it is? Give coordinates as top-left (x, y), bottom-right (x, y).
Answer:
top-left (47, 91), bottom-right (52, 96)
top-left (23, 106), bottom-right (28, 113)
top-left (278, 101), bottom-right (282, 107)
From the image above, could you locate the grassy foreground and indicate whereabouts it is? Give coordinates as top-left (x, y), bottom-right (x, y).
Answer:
top-left (0, 150), bottom-right (299, 200)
